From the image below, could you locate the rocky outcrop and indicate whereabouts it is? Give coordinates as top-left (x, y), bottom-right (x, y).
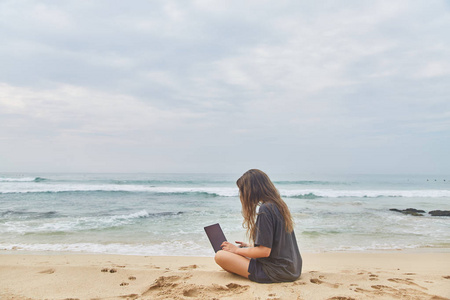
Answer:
top-left (389, 208), bottom-right (425, 216)
top-left (390, 208), bottom-right (450, 217)
top-left (428, 210), bottom-right (450, 217)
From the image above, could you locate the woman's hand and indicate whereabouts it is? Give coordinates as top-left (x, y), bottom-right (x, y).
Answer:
top-left (221, 241), bottom-right (271, 258)
top-left (220, 241), bottom-right (239, 253)
top-left (235, 241), bottom-right (250, 248)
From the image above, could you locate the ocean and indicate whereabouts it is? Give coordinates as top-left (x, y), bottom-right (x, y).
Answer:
top-left (1, 173), bottom-right (449, 256)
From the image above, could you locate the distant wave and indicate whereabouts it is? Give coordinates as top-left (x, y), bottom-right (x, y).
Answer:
top-left (116, 210), bottom-right (183, 220)
top-left (1, 210), bottom-right (184, 234)
top-left (1, 183), bottom-right (450, 198)
top-left (290, 193), bottom-right (322, 199)
top-left (1, 210), bottom-right (59, 219)
top-left (282, 189), bottom-right (450, 198)
top-left (301, 230), bottom-right (341, 236)
top-left (34, 177), bottom-right (47, 182)
top-left (111, 179), bottom-right (232, 185)
top-left (0, 178), bottom-right (335, 185)
top-left (0, 177), bottom-right (47, 182)
top-left (274, 180), bottom-right (336, 185)
top-left (1, 209), bottom-right (182, 221)
top-left (0, 184), bottom-right (238, 197)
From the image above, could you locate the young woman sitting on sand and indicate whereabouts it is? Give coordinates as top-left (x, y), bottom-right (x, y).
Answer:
top-left (215, 169), bottom-right (302, 283)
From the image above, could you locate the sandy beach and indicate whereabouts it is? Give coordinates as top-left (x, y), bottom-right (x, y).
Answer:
top-left (0, 252), bottom-right (449, 300)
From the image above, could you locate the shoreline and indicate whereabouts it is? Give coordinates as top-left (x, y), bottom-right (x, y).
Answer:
top-left (2, 245), bottom-right (450, 256)
top-left (1, 252), bottom-right (449, 299)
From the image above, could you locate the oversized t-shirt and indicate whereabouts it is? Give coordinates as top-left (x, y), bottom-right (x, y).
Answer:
top-left (254, 202), bottom-right (302, 282)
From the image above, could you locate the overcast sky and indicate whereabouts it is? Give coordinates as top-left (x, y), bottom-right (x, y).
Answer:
top-left (1, 1), bottom-right (449, 174)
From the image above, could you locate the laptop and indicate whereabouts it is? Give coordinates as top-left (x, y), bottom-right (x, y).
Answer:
top-left (204, 223), bottom-right (227, 252)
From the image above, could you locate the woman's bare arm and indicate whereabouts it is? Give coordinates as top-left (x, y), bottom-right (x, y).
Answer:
top-left (221, 241), bottom-right (271, 258)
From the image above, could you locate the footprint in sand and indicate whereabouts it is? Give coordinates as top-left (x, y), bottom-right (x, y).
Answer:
top-left (355, 286), bottom-right (397, 297)
top-left (310, 278), bottom-right (339, 288)
top-left (355, 285), bottom-right (402, 298)
top-left (443, 276), bottom-right (450, 279)
top-left (181, 283), bottom-right (249, 298)
top-left (145, 264), bottom-right (161, 269)
top-left (327, 297), bottom-right (356, 300)
top-left (182, 288), bottom-right (200, 297)
top-left (371, 285), bottom-right (398, 292)
top-left (120, 282), bottom-right (129, 286)
top-left (39, 268), bottom-right (55, 274)
top-left (356, 284), bottom-right (438, 299)
top-left (369, 274), bottom-right (378, 281)
top-left (100, 268), bottom-right (118, 273)
top-left (128, 276), bottom-right (136, 280)
top-left (143, 275), bottom-right (183, 295)
top-left (118, 294), bottom-right (139, 299)
top-left (179, 264), bottom-right (198, 271)
top-left (225, 283), bottom-right (248, 292)
top-left (266, 292), bottom-right (281, 300)
top-left (143, 275), bottom-right (249, 299)
top-left (388, 278), bottom-right (427, 290)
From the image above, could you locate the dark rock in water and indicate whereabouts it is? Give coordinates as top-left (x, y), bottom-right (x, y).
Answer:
top-left (405, 208), bottom-right (426, 213)
top-left (391, 209), bottom-right (450, 217)
top-left (429, 210), bottom-right (450, 217)
top-left (389, 208), bottom-right (425, 216)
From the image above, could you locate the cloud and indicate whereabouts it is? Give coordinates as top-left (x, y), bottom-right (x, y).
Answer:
top-left (0, 1), bottom-right (449, 173)
top-left (0, 83), bottom-right (202, 138)
top-left (416, 61), bottom-right (450, 78)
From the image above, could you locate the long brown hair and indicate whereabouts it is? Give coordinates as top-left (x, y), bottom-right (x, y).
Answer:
top-left (236, 169), bottom-right (294, 242)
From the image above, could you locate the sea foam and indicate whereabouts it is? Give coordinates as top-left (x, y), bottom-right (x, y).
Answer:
top-left (1, 183), bottom-right (450, 198)
top-left (0, 177), bottom-right (43, 182)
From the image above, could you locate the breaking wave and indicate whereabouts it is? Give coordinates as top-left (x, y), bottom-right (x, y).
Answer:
top-left (0, 177), bottom-right (47, 182)
top-left (1, 184), bottom-right (450, 198)
top-left (0, 184), bottom-right (238, 197)
top-left (282, 189), bottom-right (450, 198)
top-left (1, 210), bottom-right (184, 234)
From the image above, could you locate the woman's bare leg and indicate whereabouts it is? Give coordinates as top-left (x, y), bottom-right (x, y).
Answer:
top-left (214, 250), bottom-right (250, 278)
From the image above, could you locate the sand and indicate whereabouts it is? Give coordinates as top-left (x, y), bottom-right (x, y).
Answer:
top-left (0, 252), bottom-right (449, 300)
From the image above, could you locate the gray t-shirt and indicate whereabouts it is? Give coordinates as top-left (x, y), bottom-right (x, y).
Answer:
top-left (254, 202), bottom-right (302, 282)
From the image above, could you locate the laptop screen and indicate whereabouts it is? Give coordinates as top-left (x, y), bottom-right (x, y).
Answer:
top-left (204, 223), bottom-right (227, 253)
